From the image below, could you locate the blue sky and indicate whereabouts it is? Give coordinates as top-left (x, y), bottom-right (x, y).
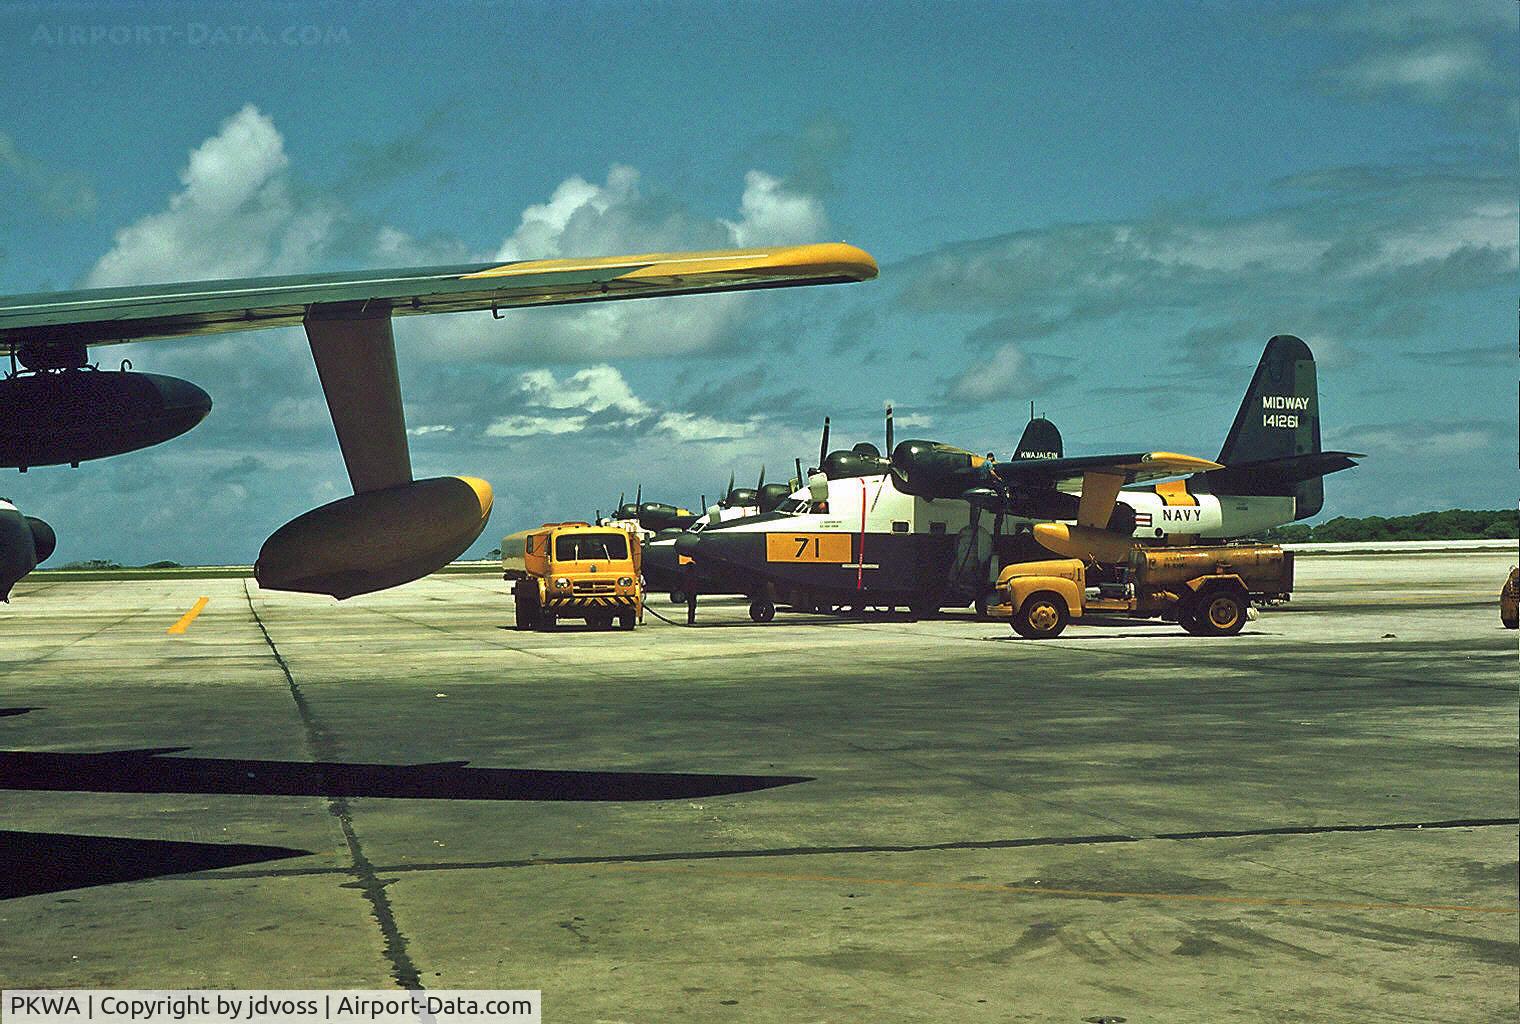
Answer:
top-left (1, 0), bottom-right (1515, 565)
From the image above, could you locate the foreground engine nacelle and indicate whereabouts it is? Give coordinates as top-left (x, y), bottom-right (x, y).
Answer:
top-left (889, 439), bottom-right (995, 499)
top-left (0, 504), bottom-right (52, 600)
top-left (0, 369), bottom-right (211, 469)
top-left (256, 476), bottom-right (493, 600)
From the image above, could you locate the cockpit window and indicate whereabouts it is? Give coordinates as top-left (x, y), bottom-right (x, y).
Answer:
top-left (554, 532), bottom-right (628, 561)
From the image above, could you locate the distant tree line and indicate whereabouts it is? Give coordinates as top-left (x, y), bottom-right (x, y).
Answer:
top-left (1263, 509), bottom-right (1518, 543)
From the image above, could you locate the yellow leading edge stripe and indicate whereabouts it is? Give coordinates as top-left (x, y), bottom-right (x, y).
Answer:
top-left (167, 596), bottom-right (210, 635)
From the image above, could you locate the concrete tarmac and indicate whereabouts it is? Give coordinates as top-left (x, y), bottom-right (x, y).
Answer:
top-left (1, 550), bottom-right (1515, 1022)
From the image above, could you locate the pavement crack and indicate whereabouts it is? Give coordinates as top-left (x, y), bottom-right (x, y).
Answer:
top-left (242, 580), bottom-right (424, 991)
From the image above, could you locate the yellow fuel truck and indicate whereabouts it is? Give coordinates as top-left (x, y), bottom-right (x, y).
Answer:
top-left (991, 543), bottom-right (1292, 639)
top-left (502, 522), bottom-right (643, 630)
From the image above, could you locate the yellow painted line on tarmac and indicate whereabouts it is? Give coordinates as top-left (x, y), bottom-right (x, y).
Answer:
top-left (597, 863), bottom-right (1517, 915)
top-left (167, 596), bottom-right (210, 635)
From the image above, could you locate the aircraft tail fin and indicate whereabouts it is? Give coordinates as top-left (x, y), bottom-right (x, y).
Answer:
top-left (1013, 417), bottom-right (1063, 461)
top-left (1197, 335), bottom-right (1359, 519)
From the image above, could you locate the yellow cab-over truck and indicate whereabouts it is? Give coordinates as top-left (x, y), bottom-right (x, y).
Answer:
top-left (991, 543), bottom-right (1292, 639)
top-left (502, 522), bottom-right (643, 630)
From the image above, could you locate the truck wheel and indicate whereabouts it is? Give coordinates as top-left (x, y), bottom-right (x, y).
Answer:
top-left (538, 612), bottom-right (557, 631)
top-left (587, 613), bottom-right (613, 630)
top-left (1195, 589), bottom-right (1247, 636)
top-left (1011, 591), bottom-right (1068, 639)
top-left (748, 598), bottom-right (776, 623)
top-left (618, 611), bottom-right (636, 631)
top-left (1177, 599), bottom-right (1206, 636)
top-left (514, 588), bottom-right (541, 630)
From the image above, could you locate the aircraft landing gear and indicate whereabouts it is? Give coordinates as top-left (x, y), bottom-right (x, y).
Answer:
top-left (669, 590), bottom-right (687, 605)
top-left (748, 597), bottom-right (776, 623)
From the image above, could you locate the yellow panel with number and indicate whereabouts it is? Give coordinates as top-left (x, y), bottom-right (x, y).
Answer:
top-left (766, 533), bottom-right (853, 563)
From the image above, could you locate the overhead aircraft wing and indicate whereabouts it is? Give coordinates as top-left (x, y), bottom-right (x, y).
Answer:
top-left (1, 241), bottom-right (877, 599)
top-left (0, 243), bottom-right (878, 347)
top-left (998, 451), bottom-right (1222, 491)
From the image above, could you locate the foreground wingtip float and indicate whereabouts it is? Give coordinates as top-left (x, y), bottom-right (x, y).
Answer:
top-left (0, 243), bottom-right (879, 599)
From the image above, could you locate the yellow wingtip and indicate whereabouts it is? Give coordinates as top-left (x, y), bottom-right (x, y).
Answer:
top-left (1145, 452), bottom-right (1225, 473)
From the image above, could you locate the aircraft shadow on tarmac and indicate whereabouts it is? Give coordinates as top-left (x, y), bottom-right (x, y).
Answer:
top-left (0, 830), bottom-right (311, 900)
top-left (0, 707), bottom-right (38, 718)
top-left (0, 749), bottom-right (813, 802)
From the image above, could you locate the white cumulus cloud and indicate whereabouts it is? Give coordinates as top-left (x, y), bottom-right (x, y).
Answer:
top-left (484, 364), bottom-right (754, 441)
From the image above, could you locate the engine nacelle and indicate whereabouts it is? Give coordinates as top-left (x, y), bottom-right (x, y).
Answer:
top-left (889, 439), bottom-right (993, 498)
top-left (256, 476), bottom-right (493, 599)
top-left (0, 503), bottom-right (46, 600)
top-left (821, 448), bottom-right (890, 479)
top-left (628, 501), bottom-right (698, 532)
top-left (0, 369), bottom-right (211, 469)
top-left (757, 483), bottom-right (792, 513)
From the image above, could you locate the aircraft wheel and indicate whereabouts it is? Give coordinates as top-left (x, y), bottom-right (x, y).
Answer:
top-left (1194, 588), bottom-right (1247, 636)
top-left (669, 590), bottom-right (687, 605)
top-left (748, 598), bottom-right (776, 623)
top-left (1011, 592), bottom-right (1068, 639)
top-left (974, 592), bottom-right (992, 620)
top-left (617, 611), bottom-right (636, 631)
top-left (908, 595), bottom-right (937, 620)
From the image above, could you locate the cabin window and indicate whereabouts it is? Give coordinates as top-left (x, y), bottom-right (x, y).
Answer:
top-left (555, 532), bottom-right (629, 561)
top-left (892, 521), bottom-right (909, 533)
top-left (929, 522), bottom-right (947, 534)
top-left (525, 537), bottom-right (535, 553)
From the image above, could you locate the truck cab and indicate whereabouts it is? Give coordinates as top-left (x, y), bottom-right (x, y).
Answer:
top-left (502, 522), bottom-right (643, 630)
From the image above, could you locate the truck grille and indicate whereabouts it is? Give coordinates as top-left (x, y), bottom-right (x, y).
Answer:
top-left (573, 581), bottom-right (614, 595)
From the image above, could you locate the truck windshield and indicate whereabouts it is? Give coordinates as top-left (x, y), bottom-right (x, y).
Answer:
top-left (555, 532), bottom-right (628, 562)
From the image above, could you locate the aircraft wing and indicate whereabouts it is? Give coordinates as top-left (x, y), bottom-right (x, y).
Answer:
top-left (0, 241), bottom-right (877, 600)
top-left (1000, 451), bottom-right (1222, 491)
top-left (0, 243), bottom-right (877, 347)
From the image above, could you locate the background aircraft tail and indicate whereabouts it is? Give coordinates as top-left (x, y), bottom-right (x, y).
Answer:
top-left (1192, 335), bottom-right (1361, 519)
top-left (1012, 417), bottom-right (1062, 460)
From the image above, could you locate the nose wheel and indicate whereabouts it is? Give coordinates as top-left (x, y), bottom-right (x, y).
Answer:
top-left (748, 597), bottom-right (776, 623)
